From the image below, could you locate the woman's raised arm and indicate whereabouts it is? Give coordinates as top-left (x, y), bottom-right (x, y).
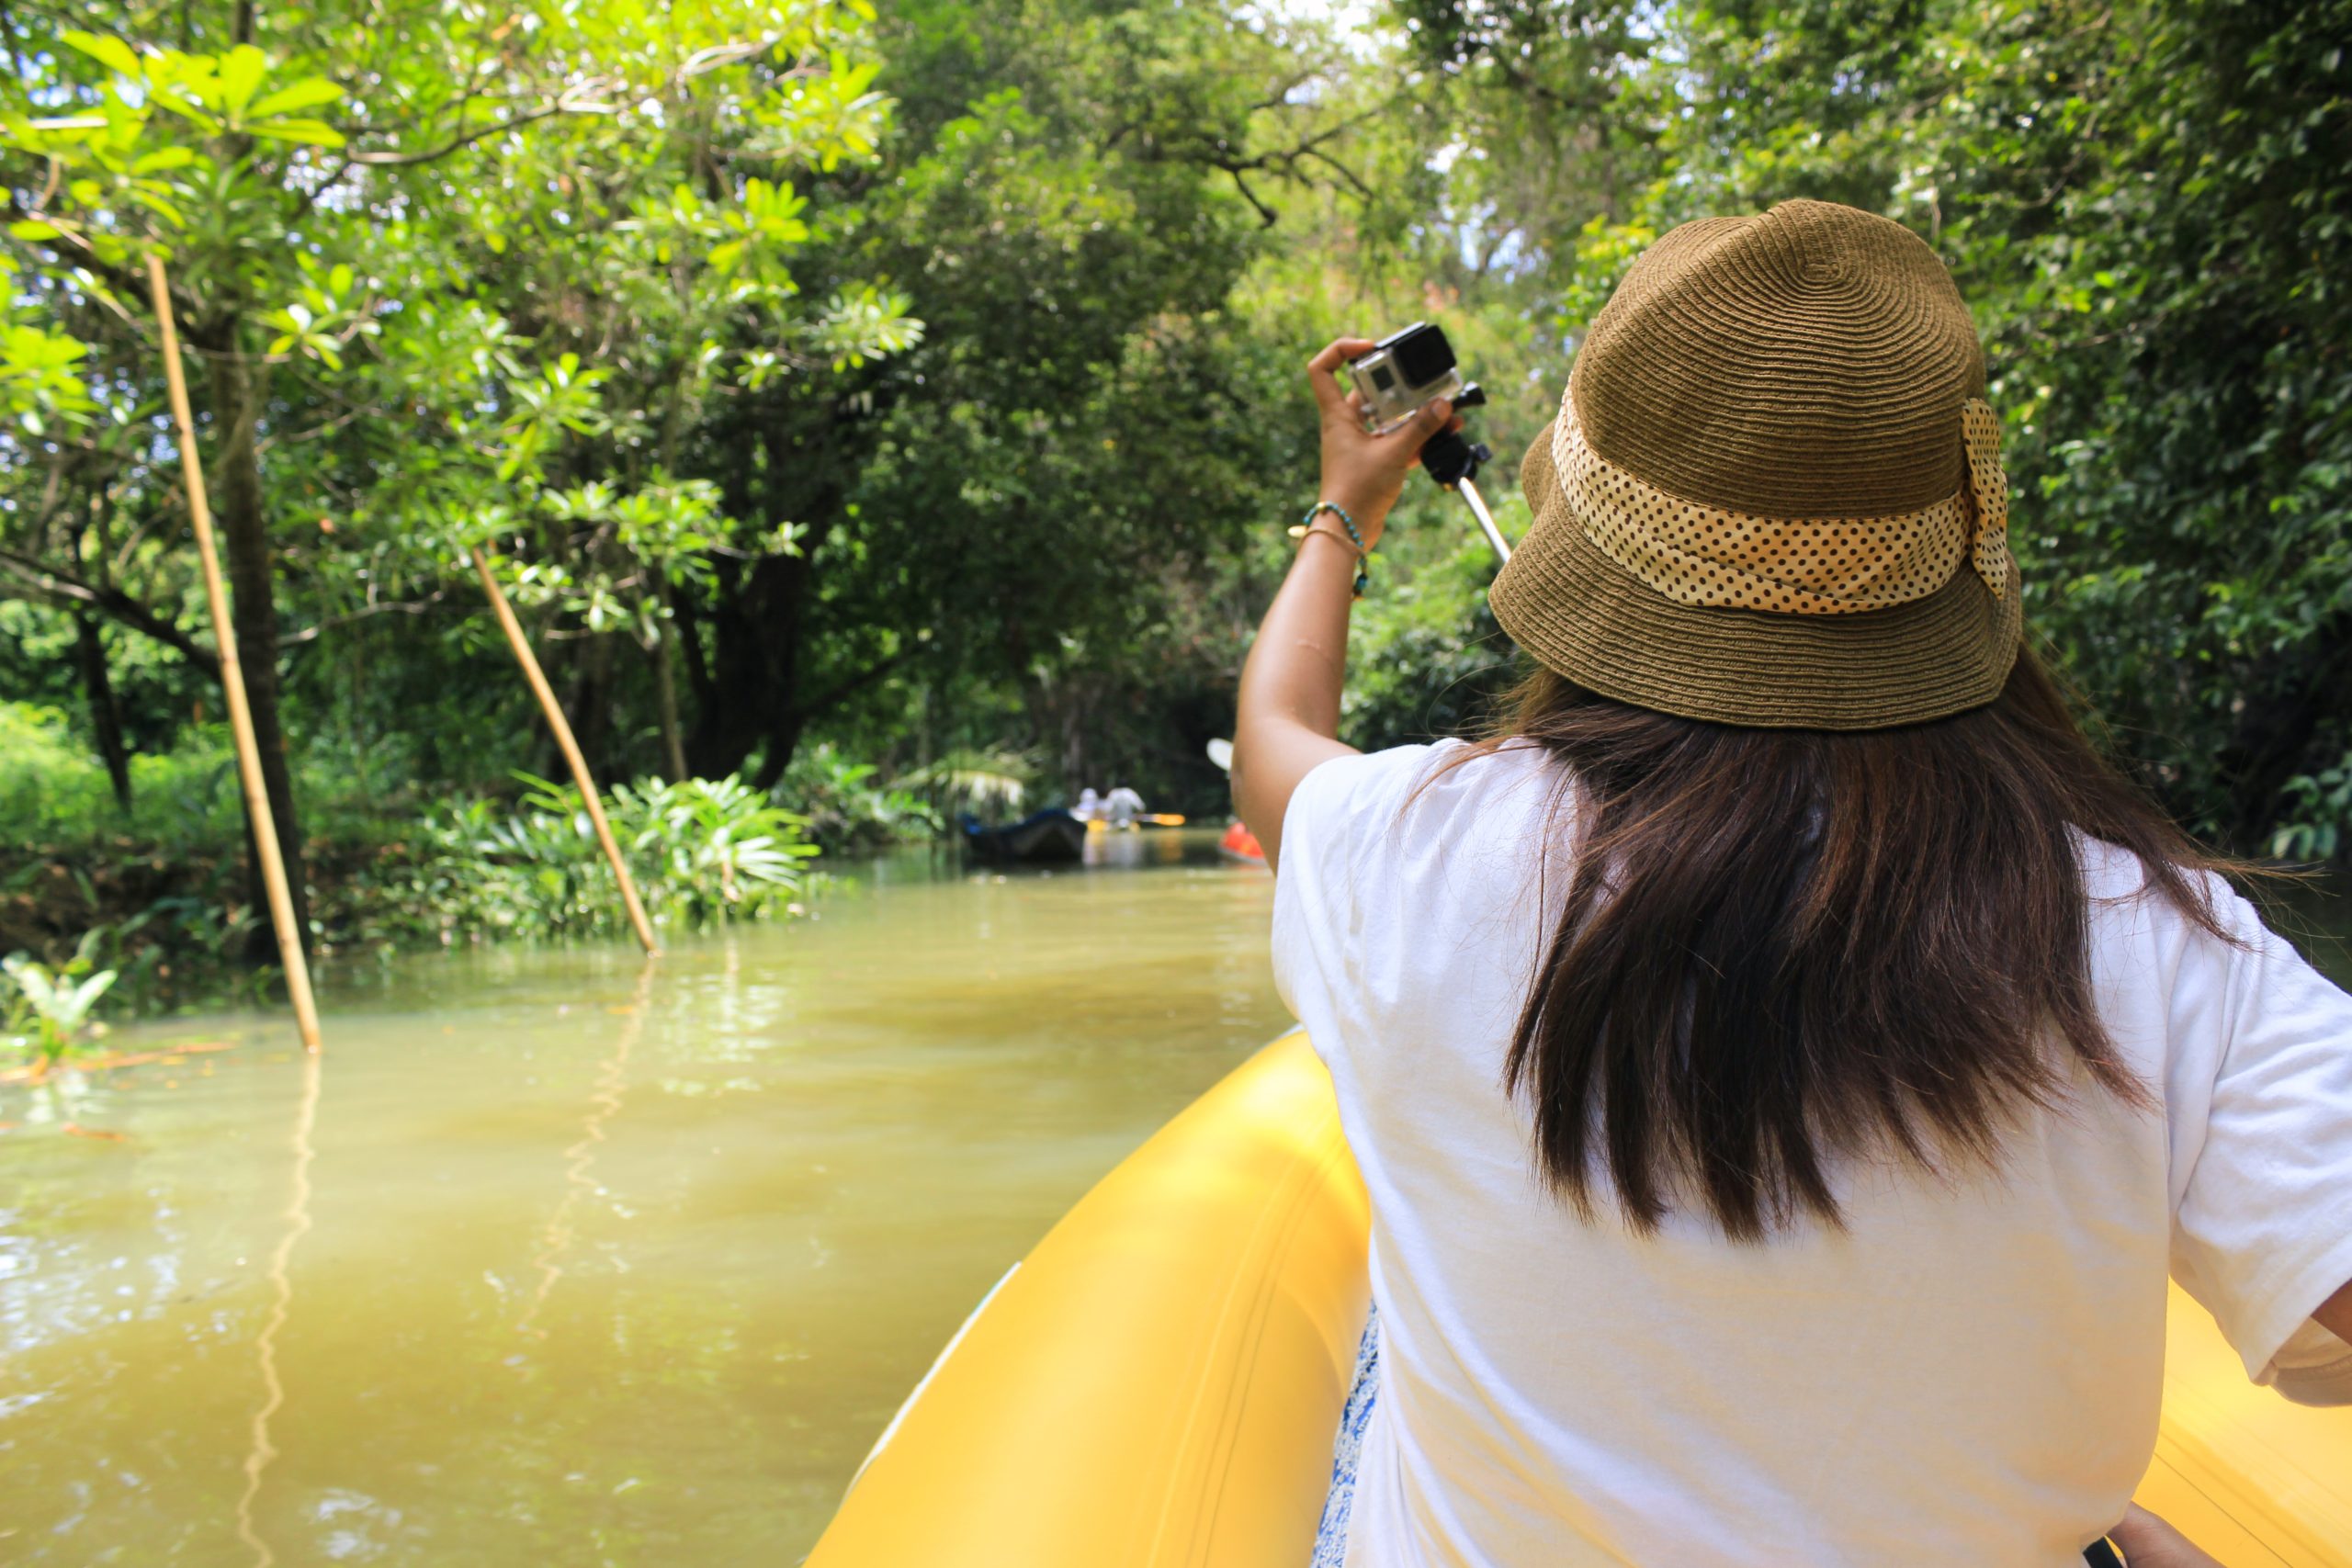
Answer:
top-left (1231, 336), bottom-right (1455, 869)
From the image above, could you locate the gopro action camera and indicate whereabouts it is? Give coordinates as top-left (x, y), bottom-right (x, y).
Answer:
top-left (1347, 321), bottom-right (1465, 434)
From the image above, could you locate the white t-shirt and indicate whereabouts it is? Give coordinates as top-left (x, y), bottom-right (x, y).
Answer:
top-left (1272, 739), bottom-right (2352, 1568)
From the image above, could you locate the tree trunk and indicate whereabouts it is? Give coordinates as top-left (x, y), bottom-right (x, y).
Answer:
top-left (74, 613), bottom-right (133, 813)
top-left (650, 614), bottom-right (689, 782)
top-left (566, 630), bottom-right (619, 781)
top-left (751, 705), bottom-right (807, 792)
top-left (684, 392), bottom-right (869, 786)
top-left (686, 547), bottom-right (804, 781)
top-left (206, 338), bottom-right (311, 953)
top-left (687, 533), bottom-right (813, 783)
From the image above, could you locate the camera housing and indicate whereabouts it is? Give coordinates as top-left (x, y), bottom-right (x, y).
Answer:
top-left (1347, 322), bottom-right (1464, 434)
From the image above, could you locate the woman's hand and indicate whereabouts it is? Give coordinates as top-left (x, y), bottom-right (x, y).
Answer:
top-left (1306, 335), bottom-right (1460, 547)
top-left (2108, 1505), bottom-right (2224, 1567)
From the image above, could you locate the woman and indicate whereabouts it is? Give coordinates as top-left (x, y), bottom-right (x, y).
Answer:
top-left (1233, 200), bottom-right (2352, 1566)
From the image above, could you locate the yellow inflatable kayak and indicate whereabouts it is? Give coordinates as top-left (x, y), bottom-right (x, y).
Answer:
top-left (806, 1033), bottom-right (2352, 1568)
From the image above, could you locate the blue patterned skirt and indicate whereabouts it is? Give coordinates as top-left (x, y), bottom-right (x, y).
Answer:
top-left (1312, 1306), bottom-right (1381, 1566)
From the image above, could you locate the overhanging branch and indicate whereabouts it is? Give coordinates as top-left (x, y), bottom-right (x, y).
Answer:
top-left (345, 86), bottom-right (616, 166)
top-left (0, 548), bottom-right (220, 678)
top-left (788, 649), bottom-right (907, 726)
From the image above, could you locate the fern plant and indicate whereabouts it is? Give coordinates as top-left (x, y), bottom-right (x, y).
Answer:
top-left (437, 773), bottom-right (821, 940)
top-left (3, 944), bottom-right (118, 1073)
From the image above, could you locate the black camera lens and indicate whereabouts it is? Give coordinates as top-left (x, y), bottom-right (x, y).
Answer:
top-left (1386, 324), bottom-right (1454, 387)
top-left (1371, 365), bottom-right (1396, 391)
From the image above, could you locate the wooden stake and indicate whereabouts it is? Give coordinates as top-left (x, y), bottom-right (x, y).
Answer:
top-left (470, 546), bottom-right (662, 955)
top-left (145, 255), bottom-right (323, 1055)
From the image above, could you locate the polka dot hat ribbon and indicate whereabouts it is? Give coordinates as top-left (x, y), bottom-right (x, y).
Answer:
top-left (1551, 389), bottom-right (2015, 615)
top-left (1958, 399), bottom-right (2010, 601)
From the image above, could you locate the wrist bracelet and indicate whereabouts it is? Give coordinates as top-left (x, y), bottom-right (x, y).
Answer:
top-left (1296, 501), bottom-right (1370, 599)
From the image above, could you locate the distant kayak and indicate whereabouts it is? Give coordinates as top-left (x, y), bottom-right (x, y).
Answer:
top-left (1218, 819), bottom-right (1265, 866)
top-left (960, 808), bottom-right (1087, 864)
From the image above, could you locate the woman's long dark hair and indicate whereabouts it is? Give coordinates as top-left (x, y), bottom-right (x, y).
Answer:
top-left (1468, 646), bottom-right (2240, 1242)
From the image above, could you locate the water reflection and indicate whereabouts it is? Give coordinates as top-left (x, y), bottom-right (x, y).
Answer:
top-left (238, 1046), bottom-right (322, 1567)
top-left (521, 961), bottom-right (653, 1339)
top-left (1081, 824), bottom-right (1191, 870)
top-left (0, 835), bottom-right (1286, 1563)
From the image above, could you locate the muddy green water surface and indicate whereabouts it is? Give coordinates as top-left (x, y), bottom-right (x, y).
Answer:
top-left (1, 834), bottom-right (1284, 1565)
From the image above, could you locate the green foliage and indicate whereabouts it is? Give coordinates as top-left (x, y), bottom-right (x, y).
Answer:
top-left (0, 699), bottom-right (424, 853)
top-left (605, 773), bottom-right (822, 924)
top-left (2, 0), bottom-right (924, 811)
top-left (1408, 0), bottom-right (2352, 854)
top-left (2, 940), bottom-right (118, 1069)
top-left (0, 700), bottom-right (865, 1008)
top-left (0, 701), bottom-right (236, 841)
top-left (0, 309), bottom-right (96, 436)
top-left (773, 743), bottom-right (940, 850)
top-left (891, 749), bottom-right (1043, 819)
top-left (1342, 521), bottom-right (1521, 753)
top-left (0, 703), bottom-right (109, 831)
top-left (68, 898), bottom-right (264, 1017)
top-left (2274, 754), bottom-right (2352, 863)
top-left (372, 773), bottom-right (821, 944)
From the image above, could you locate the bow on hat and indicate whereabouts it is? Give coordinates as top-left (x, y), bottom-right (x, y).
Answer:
top-left (1960, 398), bottom-right (2010, 599)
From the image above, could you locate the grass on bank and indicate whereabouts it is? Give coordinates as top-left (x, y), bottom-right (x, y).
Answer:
top-left (0, 703), bottom-right (940, 1057)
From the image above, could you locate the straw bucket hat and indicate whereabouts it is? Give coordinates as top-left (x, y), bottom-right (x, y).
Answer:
top-left (1490, 199), bottom-right (2022, 729)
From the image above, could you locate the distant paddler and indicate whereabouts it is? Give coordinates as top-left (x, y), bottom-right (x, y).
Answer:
top-left (1102, 785), bottom-right (1145, 829)
top-left (1072, 784), bottom-right (1182, 832)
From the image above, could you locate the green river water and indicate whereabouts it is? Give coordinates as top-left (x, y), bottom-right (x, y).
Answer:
top-left (1, 831), bottom-right (1286, 1565)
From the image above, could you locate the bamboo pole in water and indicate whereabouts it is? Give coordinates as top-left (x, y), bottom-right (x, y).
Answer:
top-left (145, 255), bottom-right (323, 1054)
top-left (469, 546), bottom-right (662, 955)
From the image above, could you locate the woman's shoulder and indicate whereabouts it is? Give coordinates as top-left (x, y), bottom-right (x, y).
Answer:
top-left (2074, 830), bottom-right (2251, 943)
top-left (1298, 738), bottom-right (1557, 820)
top-left (1286, 739), bottom-right (1565, 886)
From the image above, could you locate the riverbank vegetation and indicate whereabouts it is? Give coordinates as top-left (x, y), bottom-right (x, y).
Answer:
top-left (5, 0), bottom-right (2347, 1033)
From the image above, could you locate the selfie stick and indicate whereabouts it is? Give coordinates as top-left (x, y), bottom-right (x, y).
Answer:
top-left (1419, 384), bottom-right (1510, 563)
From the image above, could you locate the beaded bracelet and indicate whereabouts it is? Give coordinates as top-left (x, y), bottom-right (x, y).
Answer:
top-left (1291, 500), bottom-right (1370, 599)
